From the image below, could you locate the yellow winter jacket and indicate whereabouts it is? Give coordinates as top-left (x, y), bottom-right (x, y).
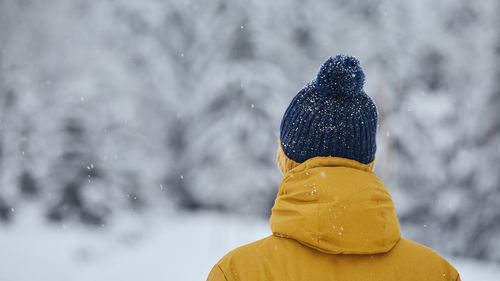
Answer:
top-left (207, 154), bottom-right (460, 281)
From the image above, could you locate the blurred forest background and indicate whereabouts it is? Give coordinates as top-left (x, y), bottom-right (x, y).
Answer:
top-left (0, 0), bottom-right (499, 263)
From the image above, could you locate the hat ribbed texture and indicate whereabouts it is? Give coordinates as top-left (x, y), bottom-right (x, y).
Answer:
top-left (280, 55), bottom-right (378, 164)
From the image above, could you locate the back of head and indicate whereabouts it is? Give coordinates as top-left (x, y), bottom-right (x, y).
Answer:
top-left (279, 55), bottom-right (378, 165)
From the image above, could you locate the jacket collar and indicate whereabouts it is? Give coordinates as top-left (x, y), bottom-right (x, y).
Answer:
top-left (270, 156), bottom-right (400, 254)
top-left (276, 142), bottom-right (375, 175)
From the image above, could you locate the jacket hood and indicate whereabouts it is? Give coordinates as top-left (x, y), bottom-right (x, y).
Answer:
top-left (270, 157), bottom-right (401, 254)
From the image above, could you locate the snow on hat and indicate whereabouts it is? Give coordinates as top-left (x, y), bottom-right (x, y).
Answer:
top-left (279, 55), bottom-right (378, 164)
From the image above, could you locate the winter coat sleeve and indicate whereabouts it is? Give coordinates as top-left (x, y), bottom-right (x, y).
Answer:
top-left (207, 264), bottom-right (228, 281)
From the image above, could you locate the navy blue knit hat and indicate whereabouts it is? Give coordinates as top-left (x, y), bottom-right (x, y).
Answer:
top-left (280, 55), bottom-right (377, 164)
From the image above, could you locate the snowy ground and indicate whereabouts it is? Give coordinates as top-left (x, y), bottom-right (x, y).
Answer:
top-left (0, 209), bottom-right (498, 281)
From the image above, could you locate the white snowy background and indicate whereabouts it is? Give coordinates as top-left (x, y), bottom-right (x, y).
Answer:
top-left (0, 0), bottom-right (499, 280)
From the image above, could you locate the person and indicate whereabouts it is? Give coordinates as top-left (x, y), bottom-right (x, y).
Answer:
top-left (206, 55), bottom-right (461, 281)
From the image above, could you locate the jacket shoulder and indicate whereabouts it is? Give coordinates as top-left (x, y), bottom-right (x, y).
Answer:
top-left (393, 238), bottom-right (460, 280)
top-left (217, 235), bottom-right (272, 264)
top-left (212, 236), bottom-right (279, 281)
top-left (206, 264), bottom-right (228, 281)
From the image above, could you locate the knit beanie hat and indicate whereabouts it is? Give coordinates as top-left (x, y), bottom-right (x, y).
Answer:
top-left (279, 55), bottom-right (378, 165)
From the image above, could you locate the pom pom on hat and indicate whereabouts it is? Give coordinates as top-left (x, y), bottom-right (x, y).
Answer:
top-left (315, 55), bottom-right (365, 97)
